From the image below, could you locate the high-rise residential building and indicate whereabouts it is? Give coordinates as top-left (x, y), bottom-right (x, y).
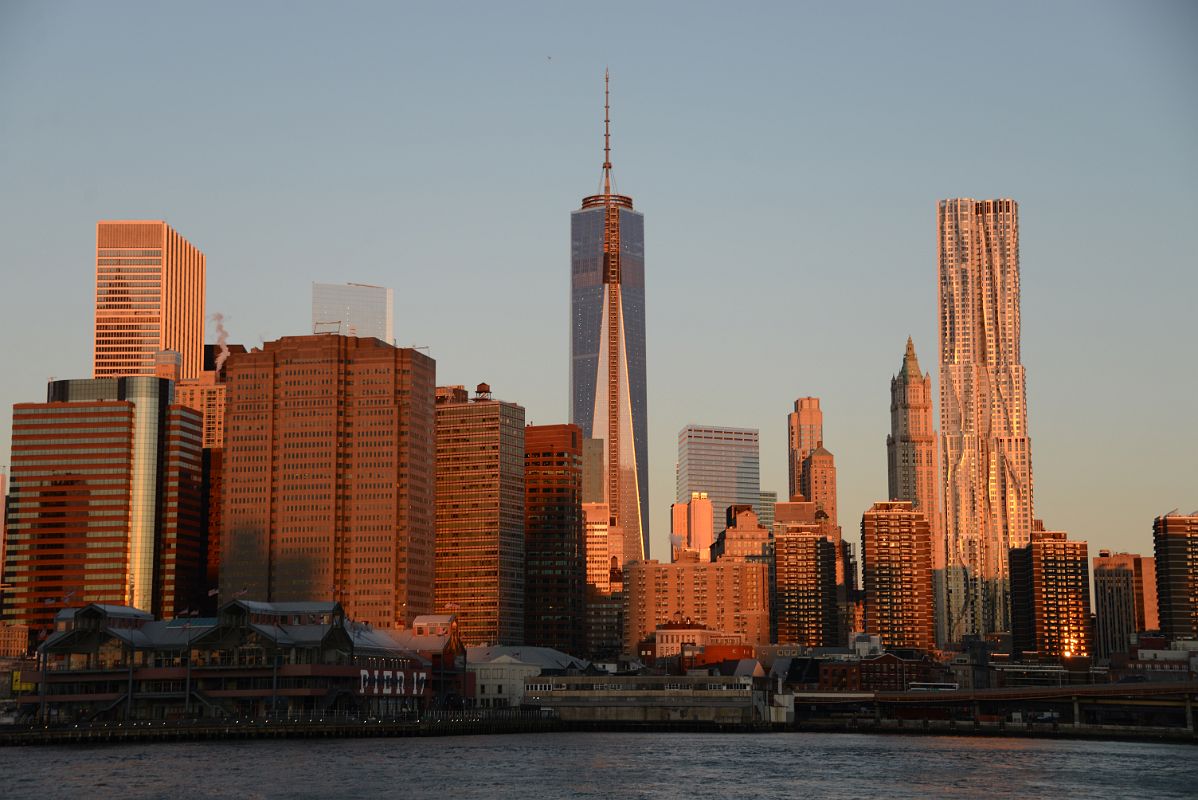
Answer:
top-left (524, 424), bottom-right (585, 655)
top-left (861, 501), bottom-right (935, 652)
top-left (801, 445), bottom-right (838, 532)
top-left (311, 282), bottom-right (395, 342)
top-left (435, 384), bottom-right (525, 646)
top-left (94, 221), bottom-right (205, 381)
top-left (787, 397), bottom-right (822, 501)
top-left (570, 73), bottom-right (649, 563)
top-left (1009, 525), bottom-right (1091, 659)
top-left (623, 558), bottom-right (770, 655)
top-left (886, 337), bottom-right (945, 645)
top-left (670, 491), bottom-right (714, 562)
top-left (2, 378), bottom-right (203, 635)
top-left (676, 425), bottom-right (761, 536)
top-left (773, 499), bottom-right (840, 647)
top-left (1153, 512), bottom-right (1198, 641)
top-left (711, 505), bottom-right (773, 564)
top-left (938, 198), bottom-right (1034, 641)
top-left (1093, 550), bottom-right (1158, 660)
top-left (220, 335), bottom-right (436, 629)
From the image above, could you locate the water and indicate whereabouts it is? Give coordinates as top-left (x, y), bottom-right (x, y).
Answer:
top-left (0, 732), bottom-right (1194, 799)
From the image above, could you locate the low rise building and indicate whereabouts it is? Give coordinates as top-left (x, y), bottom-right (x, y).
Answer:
top-left (525, 674), bottom-right (776, 725)
top-left (466, 645), bottom-right (588, 708)
top-left (17, 601), bottom-right (453, 722)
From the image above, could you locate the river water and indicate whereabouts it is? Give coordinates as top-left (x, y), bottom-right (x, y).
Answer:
top-left (1, 731), bottom-right (1194, 799)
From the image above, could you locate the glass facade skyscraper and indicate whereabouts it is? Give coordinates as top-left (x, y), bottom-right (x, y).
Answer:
top-left (675, 425), bottom-right (761, 536)
top-left (312, 282), bottom-right (394, 342)
top-left (570, 74), bottom-right (649, 563)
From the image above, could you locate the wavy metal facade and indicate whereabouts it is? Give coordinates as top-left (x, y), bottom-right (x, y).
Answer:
top-left (937, 198), bottom-right (1034, 641)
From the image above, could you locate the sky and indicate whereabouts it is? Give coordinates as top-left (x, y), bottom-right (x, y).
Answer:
top-left (0, 1), bottom-right (1195, 563)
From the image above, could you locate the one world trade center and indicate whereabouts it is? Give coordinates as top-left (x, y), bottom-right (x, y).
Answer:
top-left (570, 72), bottom-right (649, 563)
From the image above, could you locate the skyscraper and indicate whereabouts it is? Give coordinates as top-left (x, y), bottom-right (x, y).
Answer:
top-left (311, 282), bottom-right (395, 341)
top-left (94, 221), bottom-right (205, 381)
top-left (861, 501), bottom-right (935, 652)
top-left (1153, 512), bottom-right (1198, 641)
top-left (886, 338), bottom-right (945, 644)
top-left (675, 425), bottom-right (761, 536)
top-left (524, 424), bottom-right (585, 655)
top-left (221, 335), bottom-right (436, 628)
top-left (1093, 550), bottom-right (1158, 660)
top-left (787, 397), bottom-right (822, 501)
top-left (435, 384), bottom-right (525, 646)
top-left (570, 73), bottom-right (649, 563)
top-left (938, 198), bottom-right (1034, 641)
top-left (2, 377), bottom-right (204, 633)
top-left (176, 343), bottom-right (247, 610)
top-left (1009, 525), bottom-right (1091, 659)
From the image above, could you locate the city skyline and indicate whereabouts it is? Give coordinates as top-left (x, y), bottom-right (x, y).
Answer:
top-left (1, 3), bottom-right (1195, 568)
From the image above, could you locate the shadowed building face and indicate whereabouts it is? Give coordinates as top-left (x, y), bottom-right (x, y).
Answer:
top-left (220, 335), bottom-right (436, 629)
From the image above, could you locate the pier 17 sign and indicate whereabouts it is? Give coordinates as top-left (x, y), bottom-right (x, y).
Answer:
top-left (358, 669), bottom-right (429, 697)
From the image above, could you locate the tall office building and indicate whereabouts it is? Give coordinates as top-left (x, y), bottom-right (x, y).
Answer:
top-left (524, 424), bottom-right (585, 655)
top-left (1153, 512), bottom-right (1198, 641)
top-left (1009, 526), bottom-right (1091, 659)
top-left (570, 73), bottom-right (649, 563)
top-left (311, 282), bottom-right (394, 342)
top-left (676, 425), bottom-right (761, 536)
top-left (758, 491), bottom-right (777, 530)
top-left (94, 221), bottom-right (205, 381)
top-left (176, 343), bottom-right (246, 609)
top-left (435, 384), bottom-right (525, 646)
top-left (773, 498), bottom-right (840, 647)
top-left (1093, 550), bottom-right (1158, 660)
top-left (2, 378), bottom-right (203, 634)
top-left (787, 397), bottom-right (822, 500)
top-left (670, 491), bottom-right (714, 561)
top-left (939, 198), bottom-right (1034, 641)
top-left (861, 501), bottom-right (935, 652)
top-left (887, 337), bottom-right (945, 645)
top-left (221, 335), bottom-right (436, 629)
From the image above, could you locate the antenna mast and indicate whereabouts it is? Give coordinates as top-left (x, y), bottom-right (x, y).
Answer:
top-left (603, 69), bottom-right (612, 195)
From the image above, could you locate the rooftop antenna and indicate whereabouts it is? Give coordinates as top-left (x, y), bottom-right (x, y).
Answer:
top-left (601, 69), bottom-right (614, 196)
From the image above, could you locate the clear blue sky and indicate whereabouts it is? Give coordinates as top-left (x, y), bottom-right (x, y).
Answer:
top-left (1, 1), bottom-right (1195, 562)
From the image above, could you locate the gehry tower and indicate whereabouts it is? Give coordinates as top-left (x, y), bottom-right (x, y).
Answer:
top-left (570, 72), bottom-right (649, 564)
top-left (938, 198), bottom-right (1034, 642)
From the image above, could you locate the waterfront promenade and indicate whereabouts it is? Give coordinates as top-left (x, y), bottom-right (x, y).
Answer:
top-left (2, 680), bottom-right (1196, 746)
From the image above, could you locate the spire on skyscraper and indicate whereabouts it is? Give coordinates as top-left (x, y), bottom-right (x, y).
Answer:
top-left (900, 336), bottom-right (921, 378)
top-left (602, 68), bottom-right (612, 196)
